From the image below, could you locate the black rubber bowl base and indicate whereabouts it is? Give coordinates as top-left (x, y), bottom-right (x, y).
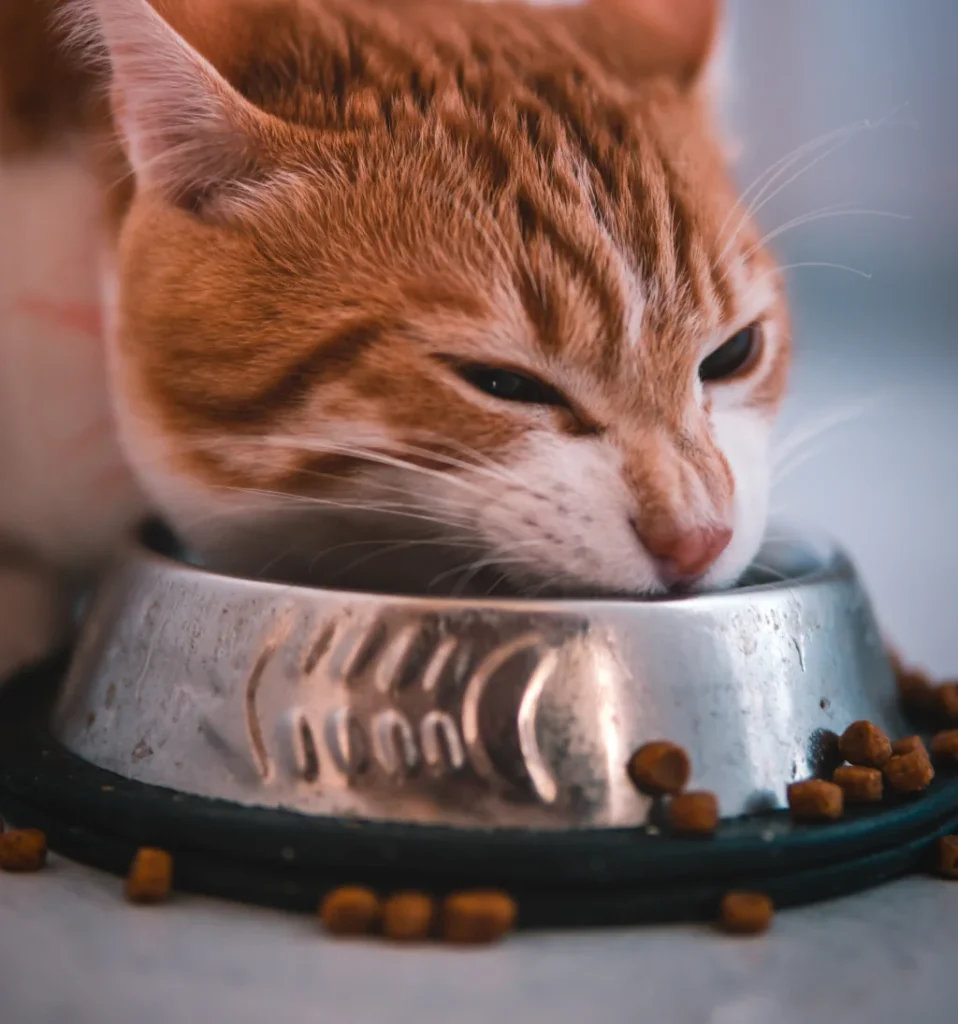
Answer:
top-left (2, 658), bottom-right (956, 929)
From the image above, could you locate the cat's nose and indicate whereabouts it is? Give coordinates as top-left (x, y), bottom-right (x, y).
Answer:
top-left (634, 522), bottom-right (733, 583)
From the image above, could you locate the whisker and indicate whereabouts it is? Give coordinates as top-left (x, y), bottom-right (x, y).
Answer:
top-left (283, 459), bottom-right (491, 518)
top-left (321, 534), bottom-right (477, 585)
top-left (771, 441), bottom-right (837, 489)
top-left (748, 561), bottom-right (790, 583)
top-left (227, 433), bottom-right (548, 510)
top-left (733, 206), bottom-right (908, 273)
top-left (719, 104), bottom-right (914, 259)
top-left (307, 535), bottom-right (478, 566)
top-left (251, 436), bottom-right (494, 501)
top-left (216, 484), bottom-right (475, 533)
top-left (751, 260), bottom-right (873, 289)
top-left (771, 398), bottom-right (879, 477)
top-left (428, 540), bottom-right (545, 593)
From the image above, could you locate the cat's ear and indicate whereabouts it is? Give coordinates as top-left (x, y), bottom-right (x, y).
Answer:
top-left (71, 0), bottom-right (280, 211)
top-left (582, 0), bottom-right (721, 86)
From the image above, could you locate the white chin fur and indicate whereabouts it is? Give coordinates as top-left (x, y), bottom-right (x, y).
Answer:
top-left (463, 434), bottom-right (663, 595)
top-left (704, 406), bottom-right (773, 589)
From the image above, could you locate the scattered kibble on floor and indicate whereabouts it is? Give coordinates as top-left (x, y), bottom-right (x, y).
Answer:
top-left (441, 891), bottom-right (518, 944)
top-left (718, 891), bottom-right (774, 935)
top-left (931, 730), bottom-right (958, 764)
top-left (838, 721), bottom-right (892, 767)
top-left (0, 828), bottom-right (47, 872)
top-left (787, 779), bottom-right (844, 821)
top-left (891, 654), bottom-right (939, 714)
top-left (939, 684), bottom-right (958, 722)
top-left (833, 765), bottom-right (883, 803)
top-left (382, 892), bottom-right (435, 942)
top-left (883, 738), bottom-right (935, 793)
top-left (938, 836), bottom-right (958, 878)
top-left (124, 848), bottom-right (174, 904)
top-left (891, 653), bottom-right (958, 729)
top-left (892, 735), bottom-right (924, 755)
top-left (667, 791), bottom-right (719, 836)
top-left (627, 741), bottom-right (691, 796)
top-left (319, 886), bottom-right (382, 936)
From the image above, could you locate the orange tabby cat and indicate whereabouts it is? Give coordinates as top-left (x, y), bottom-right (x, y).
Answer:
top-left (0, 0), bottom-right (789, 681)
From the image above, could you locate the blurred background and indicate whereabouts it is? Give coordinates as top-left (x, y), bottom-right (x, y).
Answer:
top-left (722, 0), bottom-right (958, 673)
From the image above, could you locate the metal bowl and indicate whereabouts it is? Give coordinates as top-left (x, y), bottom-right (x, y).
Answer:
top-left (51, 529), bottom-right (906, 830)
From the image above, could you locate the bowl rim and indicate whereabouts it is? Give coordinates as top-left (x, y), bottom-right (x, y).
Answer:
top-left (119, 522), bottom-right (854, 616)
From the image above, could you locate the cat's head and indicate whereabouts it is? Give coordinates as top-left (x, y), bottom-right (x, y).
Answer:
top-left (85, 0), bottom-right (790, 595)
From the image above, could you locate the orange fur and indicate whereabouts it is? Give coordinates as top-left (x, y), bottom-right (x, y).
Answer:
top-left (1, 0), bottom-right (791, 626)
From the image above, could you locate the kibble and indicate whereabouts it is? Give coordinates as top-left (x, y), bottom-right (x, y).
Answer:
top-left (319, 886), bottom-right (382, 936)
top-left (937, 836), bottom-right (958, 878)
top-left (382, 892), bottom-right (435, 942)
top-left (0, 828), bottom-right (47, 872)
top-left (718, 891), bottom-right (774, 935)
top-left (896, 668), bottom-right (938, 716)
top-left (787, 779), bottom-right (844, 821)
top-left (892, 735), bottom-right (924, 755)
top-left (883, 737), bottom-right (935, 793)
top-left (441, 891), bottom-right (517, 944)
top-left (838, 721), bottom-right (892, 767)
top-left (930, 730), bottom-right (958, 765)
top-left (667, 791), bottom-right (719, 836)
top-left (833, 765), bottom-right (883, 803)
top-left (627, 741), bottom-right (691, 796)
top-left (124, 848), bottom-right (173, 904)
top-left (939, 683), bottom-right (958, 723)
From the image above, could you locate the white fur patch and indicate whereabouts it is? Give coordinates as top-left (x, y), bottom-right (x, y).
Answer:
top-left (707, 406), bottom-right (772, 586)
top-left (0, 150), bottom-right (145, 572)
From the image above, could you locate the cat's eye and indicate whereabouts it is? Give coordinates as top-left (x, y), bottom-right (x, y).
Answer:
top-left (699, 323), bottom-right (763, 383)
top-left (455, 364), bottom-right (568, 407)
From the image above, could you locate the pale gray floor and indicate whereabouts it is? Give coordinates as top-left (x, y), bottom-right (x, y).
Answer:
top-left (3, 858), bottom-right (957, 1024)
top-left (2, 274), bottom-right (957, 1023)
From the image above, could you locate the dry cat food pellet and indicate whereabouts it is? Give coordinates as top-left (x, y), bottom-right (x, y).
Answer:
top-left (787, 779), bottom-right (844, 821)
top-left (837, 720), bottom-right (892, 767)
top-left (441, 891), bottom-right (518, 944)
top-left (883, 738), bottom-right (934, 793)
top-left (930, 730), bottom-right (958, 764)
top-left (891, 735), bottom-right (924, 755)
top-left (718, 892), bottom-right (774, 935)
top-left (0, 828), bottom-right (47, 872)
top-left (937, 836), bottom-right (958, 878)
top-left (124, 848), bottom-right (173, 904)
top-left (382, 892), bottom-right (435, 942)
top-left (896, 668), bottom-right (938, 715)
top-left (833, 765), bottom-right (883, 803)
top-left (667, 791), bottom-right (719, 836)
top-left (939, 683), bottom-right (958, 722)
top-left (627, 741), bottom-right (691, 796)
top-left (319, 886), bottom-right (382, 936)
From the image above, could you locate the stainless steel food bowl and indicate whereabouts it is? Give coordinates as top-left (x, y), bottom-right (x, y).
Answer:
top-left (51, 529), bottom-right (907, 830)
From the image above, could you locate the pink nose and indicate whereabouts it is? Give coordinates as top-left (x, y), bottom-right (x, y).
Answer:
top-left (636, 523), bottom-right (733, 583)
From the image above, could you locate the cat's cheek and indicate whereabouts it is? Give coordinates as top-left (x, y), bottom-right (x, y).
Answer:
top-left (468, 436), bottom-right (659, 594)
top-left (705, 408), bottom-right (773, 587)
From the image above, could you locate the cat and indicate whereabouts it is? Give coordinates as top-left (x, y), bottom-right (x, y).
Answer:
top-left (0, 0), bottom-right (789, 683)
